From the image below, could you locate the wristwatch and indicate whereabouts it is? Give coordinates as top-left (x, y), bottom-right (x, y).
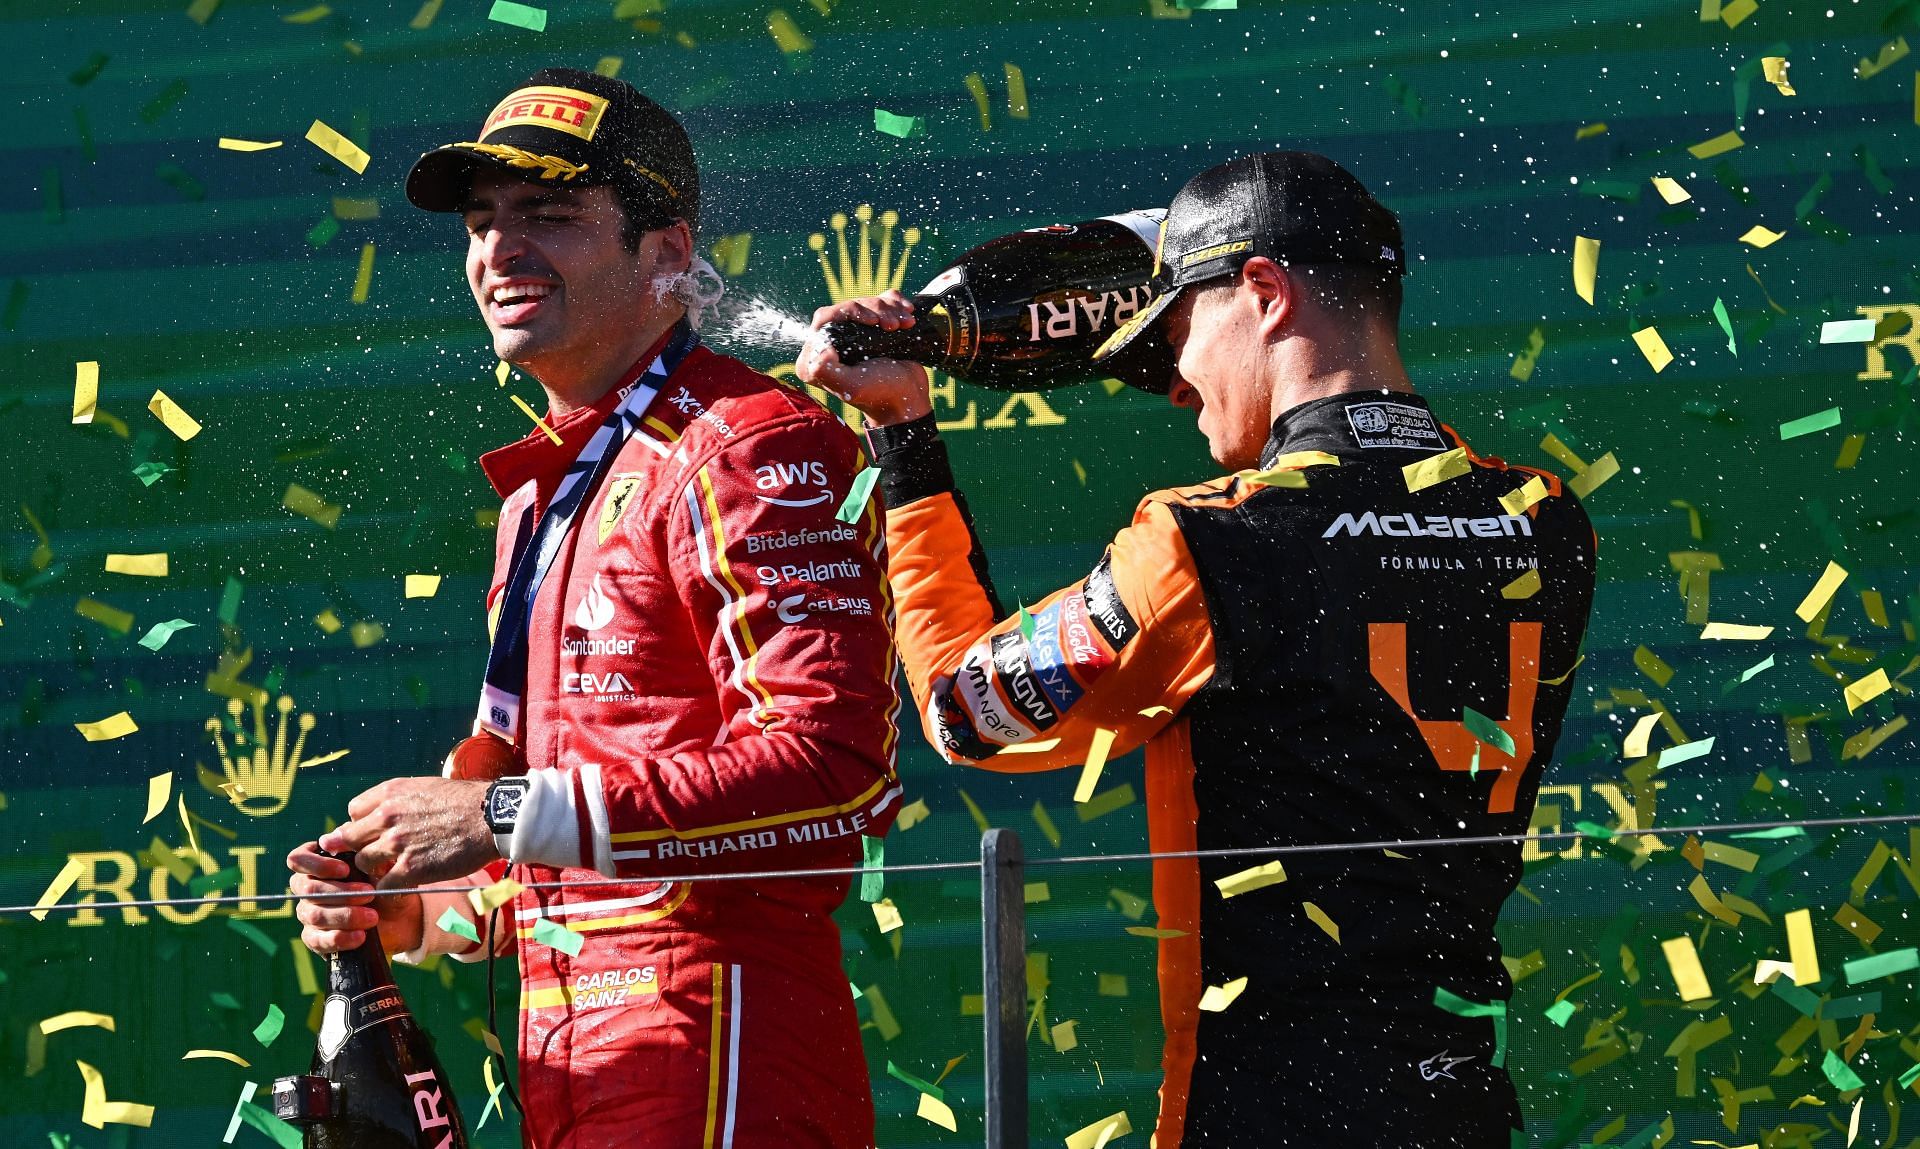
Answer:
top-left (485, 777), bottom-right (531, 859)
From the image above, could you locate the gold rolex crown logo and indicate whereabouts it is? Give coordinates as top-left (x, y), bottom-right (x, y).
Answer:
top-left (204, 693), bottom-right (335, 817)
top-left (809, 204), bottom-right (921, 304)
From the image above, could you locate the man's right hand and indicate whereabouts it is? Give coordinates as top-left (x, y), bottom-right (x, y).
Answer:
top-left (288, 841), bottom-right (423, 956)
top-left (799, 290), bottom-right (936, 427)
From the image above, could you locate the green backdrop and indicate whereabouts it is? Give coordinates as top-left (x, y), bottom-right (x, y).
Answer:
top-left (7, 0), bottom-right (1920, 1145)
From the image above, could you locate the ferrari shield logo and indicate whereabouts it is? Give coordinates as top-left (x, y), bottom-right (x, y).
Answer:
top-left (598, 474), bottom-right (644, 544)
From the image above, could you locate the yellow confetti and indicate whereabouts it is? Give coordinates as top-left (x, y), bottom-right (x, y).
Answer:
top-left (1024, 881), bottom-right (1051, 903)
top-left (1539, 432), bottom-right (1587, 472)
top-left (1702, 842), bottom-right (1759, 872)
top-left (1719, 0), bottom-right (1756, 26)
top-left (40, 1012), bottom-right (116, 1035)
top-left (1785, 907), bottom-right (1820, 985)
top-left (1138, 705), bottom-right (1172, 718)
top-left (510, 393), bottom-right (563, 445)
top-left (468, 877), bottom-right (524, 915)
top-left (1197, 976), bottom-right (1248, 1012)
top-left (76, 711), bottom-right (139, 742)
top-left (1575, 122), bottom-right (1608, 139)
top-left (1568, 452), bottom-right (1619, 500)
top-left (1651, 176), bottom-right (1692, 204)
top-left (872, 898), bottom-right (903, 933)
top-left (1688, 874), bottom-right (1741, 926)
top-left (957, 789), bottom-right (990, 834)
top-left (350, 242), bottom-right (375, 304)
top-left (1623, 712), bottom-right (1662, 759)
top-left (1701, 622), bottom-right (1773, 640)
top-left (999, 738), bottom-right (1062, 755)
top-left (1572, 236), bottom-right (1599, 304)
top-left (1051, 1019), bottom-right (1079, 1051)
top-left (1762, 56), bottom-right (1795, 96)
top-left (963, 72), bottom-right (992, 131)
top-left (1501, 569), bottom-right (1542, 600)
top-left (1794, 561), bottom-right (1848, 622)
top-left (1236, 465), bottom-right (1309, 490)
top-left (1066, 1110), bottom-right (1132, 1149)
top-left (1075, 783), bottom-right (1135, 821)
top-left (30, 858), bottom-right (87, 921)
top-left (1688, 130), bottom-right (1745, 159)
top-left (181, 1049), bottom-right (251, 1067)
top-left (1631, 326), bottom-right (1674, 373)
top-left (1402, 447), bottom-right (1470, 493)
top-left (283, 484), bottom-right (343, 531)
top-left (1498, 475), bottom-right (1548, 516)
top-left (144, 772), bottom-right (172, 824)
top-left (1005, 61), bottom-right (1029, 119)
top-left (283, 4), bottom-right (331, 21)
top-left (75, 597), bottom-right (134, 635)
top-left (1738, 224), bottom-right (1786, 248)
top-left (305, 119), bottom-right (369, 174)
top-left (1096, 973), bottom-right (1129, 997)
top-left (765, 8), bottom-right (811, 53)
top-left (147, 390), bottom-right (202, 440)
top-left (1845, 668), bottom-right (1892, 714)
top-left (73, 361), bottom-right (98, 424)
top-left (916, 1091), bottom-right (958, 1131)
top-left (1303, 901), bottom-right (1341, 943)
top-left (1072, 727), bottom-right (1116, 803)
top-left (1215, 860), bottom-right (1286, 898)
top-left (1753, 959), bottom-right (1797, 984)
top-left (217, 138), bottom-right (282, 151)
top-left (863, 984), bottom-right (902, 1040)
top-left (1861, 589), bottom-right (1889, 628)
top-left (1633, 645), bottom-right (1675, 688)
top-left (76, 1060), bottom-right (154, 1129)
top-left (593, 55), bottom-right (622, 77)
top-left (186, 0), bottom-right (221, 23)
top-left (1661, 935), bottom-right (1713, 1001)
top-left (895, 797), bottom-right (930, 831)
top-left (315, 608), bottom-right (343, 634)
top-left (1109, 888), bottom-right (1148, 920)
top-left (1030, 801), bottom-right (1062, 848)
top-left (405, 574), bottom-right (442, 598)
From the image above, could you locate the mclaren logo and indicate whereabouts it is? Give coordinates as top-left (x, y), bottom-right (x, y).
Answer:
top-left (1322, 511), bottom-right (1533, 540)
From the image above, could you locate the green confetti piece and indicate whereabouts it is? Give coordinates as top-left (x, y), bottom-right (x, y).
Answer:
top-left (1794, 172), bottom-right (1834, 223)
top-left (43, 165), bottom-right (63, 223)
top-left (1901, 1062), bottom-right (1920, 1090)
top-left (1573, 821), bottom-right (1613, 840)
top-left (252, 1003), bottom-right (285, 1047)
top-left (69, 52), bottom-right (109, 86)
top-left (1843, 947), bottom-right (1919, 984)
top-left (859, 834), bottom-right (885, 904)
top-left (1821, 319), bottom-right (1877, 344)
top-left (221, 1083), bottom-right (256, 1143)
top-left (850, 981), bottom-right (864, 999)
top-left (1738, 654), bottom-right (1773, 682)
top-left (1017, 603), bottom-right (1035, 641)
top-left (262, 665), bottom-right (285, 694)
top-left (1713, 160), bottom-right (1756, 205)
top-left (1858, 145), bottom-right (1894, 195)
top-left (306, 216), bottom-right (341, 248)
top-left (2, 279), bottom-right (27, 331)
top-left (227, 916), bottom-right (279, 956)
top-left (1772, 978), bottom-right (1821, 1017)
top-left (217, 576), bottom-right (244, 625)
top-left (133, 460), bottom-right (174, 486)
top-left (437, 905), bottom-right (481, 944)
top-left (1780, 407), bottom-right (1842, 440)
top-left (1177, 0), bottom-right (1237, 8)
top-left (1461, 706), bottom-right (1515, 755)
top-left (210, 991), bottom-right (242, 1010)
top-left (140, 79), bottom-right (189, 124)
top-left (1824, 992), bottom-right (1882, 1018)
top-left (488, 0), bottom-right (547, 29)
top-left (475, 1079), bottom-right (508, 1130)
top-left (1655, 737), bottom-right (1714, 769)
top-left (885, 1060), bottom-right (944, 1101)
top-left (532, 916), bottom-right (584, 956)
top-left (873, 108), bottom-right (927, 139)
top-left (190, 865), bottom-right (242, 895)
top-left (136, 618), bottom-right (195, 651)
top-left (1823, 1049), bottom-right (1867, 1093)
top-left (240, 1101), bottom-right (305, 1149)
top-left (1712, 297), bottom-right (1736, 356)
top-left (157, 162), bottom-right (205, 201)
top-left (836, 466), bottom-right (881, 523)
top-left (1433, 986), bottom-right (1506, 1067)
top-left (1544, 999), bottom-right (1576, 1027)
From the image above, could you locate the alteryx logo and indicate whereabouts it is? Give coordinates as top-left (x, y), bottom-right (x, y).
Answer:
top-left (1322, 511), bottom-right (1533, 540)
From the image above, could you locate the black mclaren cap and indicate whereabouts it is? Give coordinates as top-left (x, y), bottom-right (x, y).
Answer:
top-left (1094, 151), bottom-right (1405, 370)
top-left (405, 68), bottom-right (700, 232)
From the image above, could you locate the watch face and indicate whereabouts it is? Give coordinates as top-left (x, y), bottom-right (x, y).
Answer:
top-left (488, 782), bottom-right (527, 826)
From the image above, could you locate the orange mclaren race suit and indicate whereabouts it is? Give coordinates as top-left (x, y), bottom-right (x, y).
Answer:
top-left (868, 390), bottom-right (1595, 1147)
top-left (429, 324), bottom-right (901, 1149)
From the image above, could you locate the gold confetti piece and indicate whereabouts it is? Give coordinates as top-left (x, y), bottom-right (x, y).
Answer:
top-left (1786, 908), bottom-right (1820, 985)
top-left (1024, 881), bottom-right (1051, 903)
top-left (1498, 475), bottom-right (1548, 516)
top-left (217, 138), bottom-right (282, 151)
top-left (1661, 935), bottom-right (1713, 1001)
top-left (1632, 326), bottom-right (1674, 373)
top-left (765, 8), bottom-right (811, 53)
top-left (1845, 668), bottom-right (1892, 713)
top-left (1623, 712), bottom-right (1662, 759)
top-left (1849, 1097), bottom-right (1863, 1146)
top-left (283, 4), bottom-right (330, 21)
top-left (1702, 842), bottom-right (1759, 871)
top-left (1198, 976), bottom-right (1248, 1012)
top-left (187, 0), bottom-right (222, 24)
top-left (1124, 926), bottom-right (1187, 938)
top-left (182, 1049), bottom-right (251, 1067)
top-left (1572, 236), bottom-right (1599, 304)
top-left (468, 877), bottom-right (524, 915)
top-left (1051, 1019), bottom-right (1079, 1052)
top-left (1689, 874), bottom-right (1741, 926)
top-left (1066, 1110), bottom-right (1132, 1149)
top-left (1701, 622), bottom-right (1773, 639)
top-left (1833, 903), bottom-right (1881, 946)
top-left (510, 393), bottom-right (563, 445)
top-left (1096, 973), bottom-right (1129, 997)
top-left (872, 898), bottom-right (903, 933)
top-left (593, 55), bottom-right (622, 77)
top-left (1215, 860), bottom-right (1286, 898)
top-left (147, 389), bottom-right (202, 440)
top-left (305, 119), bottom-right (369, 174)
top-left (963, 72), bottom-right (992, 131)
top-left (1402, 447), bottom-right (1470, 493)
top-left (405, 0), bottom-right (442, 26)
top-left (1761, 56), bottom-right (1795, 95)
top-left (862, 984), bottom-right (901, 1040)
top-left (76, 1060), bottom-right (154, 1129)
top-left (1501, 569), bottom-right (1542, 600)
top-left (1030, 801), bottom-right (1062, 848)
top-left (1841, 715), bottom-right (1907, 761)
top-left (1575, 122), bottom-right (1607, 139)
top-left (1688, 130), bottom-right (1744, 159)
top-left (103, 552), bottom-right (169, 578)
top-left (895, 797), bottom-right (930, 831)
top-left (1567, 452), bottom-right (1618, 500)
top-left (1235, 465), bottom-right (1308, 490)
top-left (315, 608), bottom-right (342, 634)
top-left (144, 772), bottom-right (172, 824)
top-left (916, 1092), bottom-right (957, 1131)
top-left (350, 242), bottom-right (375, 304)
top-left (282, 483), bottom-right (343, 530)
top-left (1739, 224), bottom-right (1786, 248)
top-left (1651, 176), bottom-right (1692, 204)
top-left (1862, 589), bottom-right (1889, 628)
top-left (1753, 959), bottom-right (1796, 984)
top-left (291, 939), bottom-right (319, 996)
top-left (1858, 36), bottom-right (1909, 78)
top-left (1539, 432), bottom-right (1587, 472)
top-left (1109, 888), bottom-right (1148, 920)
top-left (999, 737), bottom-right (1062, 755)
top-left (1718, 0), bottom-right (1756, 25)
top-left (73, 361), bottom-right (98, 423)
top-left (40, 1012), bottom-right (116, 1035)
top-left (1795, 561), bottom-right (1848, 622)
top-left (1633, 645), bottom-right (1674, 688)
top-left (1005, 61), bottom-right (1029, 118)
top-left (405, 574), bottom-right (442, 598)
top-left (30, 858), bottom-right (86, 922)
top-left (1072, 727), bottom-right (1116, 803)
top-left (1138, 705), bottom-right (1172, 718)
top-left (957, 789), bottom-right (990, 833)
top-left (1303, 902), bottom-right (1341, 942)
top-left (1671, 499), bottom-right (1704, 540)
top-left (76, 711), bottom-right (139, 742)
top-left (494, 360), bottom-right (511, 386)
top-left (1074, 783), bottom-right (1135, 821)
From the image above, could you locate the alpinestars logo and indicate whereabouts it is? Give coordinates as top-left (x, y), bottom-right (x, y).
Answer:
top-left (1322, 511), bottom-right (1533, 540)
top-left (1417, 1051), bottom-right (1474, 1082)
top-left (575, 574), bottom-right (616, 631)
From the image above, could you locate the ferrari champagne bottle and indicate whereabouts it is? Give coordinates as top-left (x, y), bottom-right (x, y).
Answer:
top-left (272, 852), bottom-right (470, 1149)
top-left (818, 210), bottom-right (1175, 391)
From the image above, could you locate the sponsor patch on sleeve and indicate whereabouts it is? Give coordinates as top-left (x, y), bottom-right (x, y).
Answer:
top-left (989, 631), bottom-right (1061, 731)
top-left (1081, 553), bottom-right (1139, 651)
top-left (1344, 401), bottom-right (1448, 451)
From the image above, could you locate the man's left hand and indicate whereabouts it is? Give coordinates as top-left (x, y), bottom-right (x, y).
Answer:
top-left (319, 778), bottom-right (497, 888)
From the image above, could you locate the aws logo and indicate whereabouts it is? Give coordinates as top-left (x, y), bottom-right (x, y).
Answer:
top-left (754, 459), bottom-right (832, 508)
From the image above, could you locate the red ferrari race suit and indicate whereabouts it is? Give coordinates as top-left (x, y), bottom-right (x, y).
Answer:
top-left (419, 328), bottom-right (901, 1149)
top-left (869, 391), bottom-right (1595, 1147)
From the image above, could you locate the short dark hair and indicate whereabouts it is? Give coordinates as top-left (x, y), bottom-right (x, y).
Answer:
top-left (612, 181), bottom-right (683, 254)
top-left (1287, 263), bottom-right (1403, 329)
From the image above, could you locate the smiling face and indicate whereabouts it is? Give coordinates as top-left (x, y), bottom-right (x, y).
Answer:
top-left (1163, 276), bottom-right (1277, 471)
top-left (462, 169), bottom-right (686, 386)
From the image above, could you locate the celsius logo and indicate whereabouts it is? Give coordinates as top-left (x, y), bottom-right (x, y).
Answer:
top-left (575, 575), bottom-right (616, 631)
top-left (1321, 511), bottom-right (1534, 540)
